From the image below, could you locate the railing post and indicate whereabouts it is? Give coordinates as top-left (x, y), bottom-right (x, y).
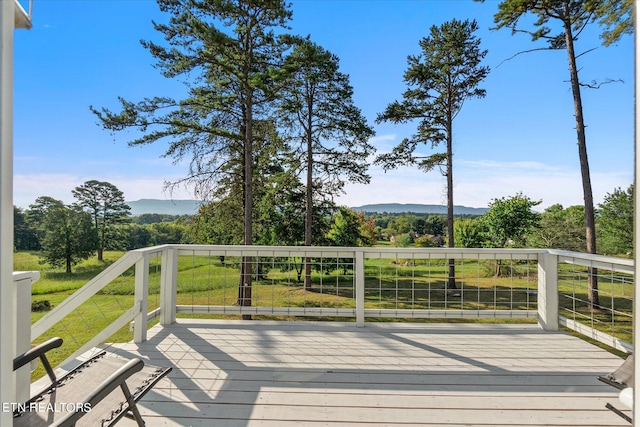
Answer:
top-left (160, 247), bottom-right (178, 326)
top-left (133, 254), bottom-right (149, 343)
top-left (537, 252), bottom-right (559, 331)
top-left (355, 249), bottom-right (365, 327)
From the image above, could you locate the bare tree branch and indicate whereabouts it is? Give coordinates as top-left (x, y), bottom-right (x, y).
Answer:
top-left (575, 46), bottom-right (598, 59)
top-left (496, 47), bottom-right (556, 68)
top-left (579, 78), bottom-right (624, 89)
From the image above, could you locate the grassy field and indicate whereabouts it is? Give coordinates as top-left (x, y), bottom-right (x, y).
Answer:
top-left (15, 249), bottom-right (632, 379)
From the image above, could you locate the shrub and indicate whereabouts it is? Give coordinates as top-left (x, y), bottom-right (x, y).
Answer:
top-left (395, 233), bottom-right (413, 247)
top-left (32, 300), bottom-right (51, 312)
top-left (414, 235), bottom-right (438, 248)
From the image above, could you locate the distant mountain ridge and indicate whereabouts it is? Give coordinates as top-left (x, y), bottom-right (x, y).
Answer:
top-left (126, 199), bottom-right (202, 216)
top-left (351, 203), bottom-right (488, 215)
top-left (126, 199), bottom-right (488, 216)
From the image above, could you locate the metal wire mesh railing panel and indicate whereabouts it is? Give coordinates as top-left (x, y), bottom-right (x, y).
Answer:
top-left (172, 248), bottom-right (539, 318)
top-left (175, 252), bottom-right (237, 307)
top-left (558, 258), bottom-right (633, 346)
top-left (175, 249), bottom-right (357, 314)
top-left (362, 253), bottom-right (537, 314)
top-left (147, 252), bottom-right (162, 316)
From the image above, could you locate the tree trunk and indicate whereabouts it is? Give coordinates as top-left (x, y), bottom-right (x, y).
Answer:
top-left (494, 259), bottom-right (502, 278)
top-left (240, 89), bottom-right (254, 320)
top-left (95, 214), bottom-right (103, 261)
top-left (304, 103), bottom-right (313, 289)
top-left (296, 258), bottom-right (303, 283)
top-left (98, 223), bottom-right (106, 261)
top-left (446, 105), bottom-right (457, 290)
top-left (98, 225), bottom-right (104, 261)
top-left (562, 5), bottom-right (598, 307)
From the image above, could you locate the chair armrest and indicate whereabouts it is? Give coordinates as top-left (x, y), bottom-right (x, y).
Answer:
top-left (13, 337), bottom-right (63, 371)
top-left (598, 374), bottom-right (626, 390)
top-left (83, 358), bottom-right (144, 407)
top-left (52, 358), bottom-right (145, 427)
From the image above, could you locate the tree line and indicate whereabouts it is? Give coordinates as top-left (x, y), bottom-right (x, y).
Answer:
top-left (456, 187), bottom-right (633, 256)
top-left (13, 181), bottom-right (379, 273)
top-left (15, 179), bottom-right (632, 276)
top-left (365, 184), bottom-right (633, 256)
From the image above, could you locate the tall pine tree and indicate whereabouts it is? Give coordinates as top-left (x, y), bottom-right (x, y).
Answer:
top-left (92, 0), bottom-right (295, 313)
top-left (280, 39), bottom-right (375, 288)
top-left (72, 180), bottom-right (131, 261)
top-left (376, 19), bottom-right (489, 289)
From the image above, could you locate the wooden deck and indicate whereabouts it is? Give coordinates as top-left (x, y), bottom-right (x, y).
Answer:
top-left (101, 319), bottom-right (628, 427)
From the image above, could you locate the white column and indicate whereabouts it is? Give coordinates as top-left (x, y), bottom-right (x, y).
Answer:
top-left (0, 1), bottom-right (16, 425)
top-left (633, 1), bottom-right (640, 422)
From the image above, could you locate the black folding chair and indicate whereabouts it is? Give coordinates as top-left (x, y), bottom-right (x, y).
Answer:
top-left (13, 337), bottom-right (171, 427)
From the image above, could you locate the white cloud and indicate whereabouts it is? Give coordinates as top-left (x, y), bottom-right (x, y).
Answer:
top-left (454, 160), bottom-right (632, 209)
top-left (368, 134), bottom-right (398, 151)
top-left (338, 166), bottom-right (448, 207)
top-left (337, 159), bottom-right (633, 210)
top-left (14, 159), bottom-right (632, 213)
top-left (13, 173), bottom-right (194, 208)
top-left (457, 159), bottom-right (564, 173)
top-left (14, 173), bottom-right (82, 207)
top-left (369, 134), bottom-right (396, 144)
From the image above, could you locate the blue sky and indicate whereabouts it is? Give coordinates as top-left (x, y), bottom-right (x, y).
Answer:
top-left (12, 0), bottom-right (633, 210)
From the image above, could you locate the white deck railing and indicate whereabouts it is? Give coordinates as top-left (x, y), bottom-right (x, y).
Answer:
top-left (21, 245), bottom-right (634, 364)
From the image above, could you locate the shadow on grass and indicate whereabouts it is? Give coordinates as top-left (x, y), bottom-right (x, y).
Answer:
top-left (288, 279), bottom-right (539, 311)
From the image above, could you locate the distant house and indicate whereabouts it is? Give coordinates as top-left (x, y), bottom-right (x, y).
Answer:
top-left (426, 234), bottom-right (445, 247)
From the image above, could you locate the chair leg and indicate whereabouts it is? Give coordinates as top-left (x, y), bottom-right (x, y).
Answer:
top-left (39, 354), bottom-right (57, 384)
top-left (120, 383), bottom-right (145, 426)
top-left (605, 403), bottom-right (632, 423)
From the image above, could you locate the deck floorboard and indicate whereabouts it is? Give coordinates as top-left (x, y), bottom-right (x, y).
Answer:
top-left (102, 320), bottom-right (628, 426)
